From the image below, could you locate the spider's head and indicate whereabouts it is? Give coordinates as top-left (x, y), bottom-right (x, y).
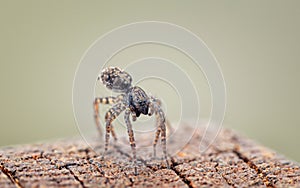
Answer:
top-left (99, 67), bottom-right (132, 93)
top-left (128, 86), bottom-right (150, 117)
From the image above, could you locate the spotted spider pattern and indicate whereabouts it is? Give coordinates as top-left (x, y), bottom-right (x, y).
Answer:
top-left (93, 67), bottom-right (170, 175)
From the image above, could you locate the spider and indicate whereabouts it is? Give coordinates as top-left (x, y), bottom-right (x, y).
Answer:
top-left (93, 67), bottom-right (170, 175)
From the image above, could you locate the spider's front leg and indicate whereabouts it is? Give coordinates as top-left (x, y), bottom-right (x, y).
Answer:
top-left (124, 109), bottom-right (138, 175)
top-left (94, 95), bottom-right (124, 139)
top-left (102, 103), bottom-right (125, 158)
top-left (149, 97), bottom-right (170, 168)
top-left (150, 98), bottom-right (174, 135)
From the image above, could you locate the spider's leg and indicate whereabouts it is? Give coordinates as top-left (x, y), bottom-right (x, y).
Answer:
top-left (131, 112), bottom-right (137, 121)
top-left (157, 107), bottom-right (170, 168)
top-left (153, 115), bottom-right (161, 158)
top-left (110, 123), bottom-right (117, 141)
top-left (94, 96), bottom-right (116, 137)
top-left (103, 102), bottom-right (125, 158)
top-left (124, 109), bottom-right (138, 175)
top-left (152, 98), bottom-right (174, 135)
top-left (165, 119), bottom-right (174, 136)
top-left (150, 97), bottom-right (170, 168)
top-left (148, 102), bottom-right (161, 158)
top-left (94, 95), bottom-right (124, 138)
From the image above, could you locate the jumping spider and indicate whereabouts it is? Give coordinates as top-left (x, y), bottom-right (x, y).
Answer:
top-left (93, 67), bottom-right (170, 175)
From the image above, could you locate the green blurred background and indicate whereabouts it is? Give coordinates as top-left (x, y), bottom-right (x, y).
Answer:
top-left (0, 1), bottom-right (299, 162)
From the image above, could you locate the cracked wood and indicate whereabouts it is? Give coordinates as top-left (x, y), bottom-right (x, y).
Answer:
top-left (0, 125), bottom-right (299, 187)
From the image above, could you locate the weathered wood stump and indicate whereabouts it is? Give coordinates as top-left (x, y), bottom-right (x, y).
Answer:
top-left (0, 125), bottom-right (299, 187)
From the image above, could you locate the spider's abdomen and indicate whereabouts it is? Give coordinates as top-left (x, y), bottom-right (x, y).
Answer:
top-left (128, 86), bottom-right (149, 117)
top-left (100, 67), bottom-right (132, 93)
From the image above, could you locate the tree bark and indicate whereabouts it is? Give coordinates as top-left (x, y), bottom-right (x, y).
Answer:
top-left (0, 125), bottom-right (299, 187)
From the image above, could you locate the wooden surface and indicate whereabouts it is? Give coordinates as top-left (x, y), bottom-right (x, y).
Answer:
top-left (0, 125), bottom-right (299, 188)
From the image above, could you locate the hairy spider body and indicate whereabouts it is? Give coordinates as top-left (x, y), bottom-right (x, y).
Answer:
top-left (94, 67), bottom-right (170, 175)
top-left (100, 66), bottom-right (132, 93)
top-left (128, 86), bottom-right (149, 117)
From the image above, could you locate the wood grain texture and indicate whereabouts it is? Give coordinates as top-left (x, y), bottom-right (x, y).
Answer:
top-left (0, 125), bottom-right (299, 187)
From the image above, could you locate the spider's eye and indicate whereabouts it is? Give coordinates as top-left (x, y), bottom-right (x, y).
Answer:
top-left (100, 74), bottom-right (110, 84)
top-left (104, 74), bottom-right (109, 80)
